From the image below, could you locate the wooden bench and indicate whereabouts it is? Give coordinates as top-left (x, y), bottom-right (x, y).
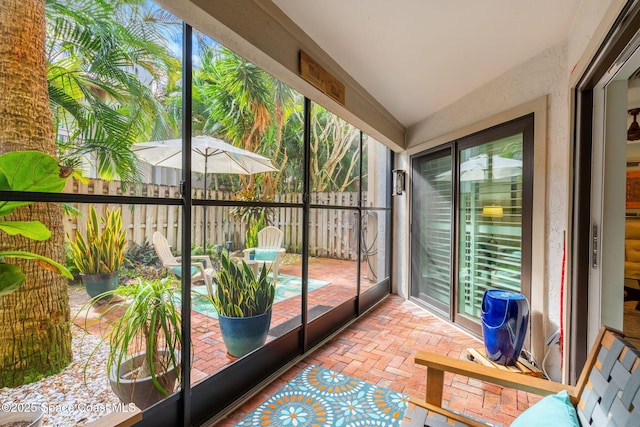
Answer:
top-left (402, 327), bottom-right (640, 426)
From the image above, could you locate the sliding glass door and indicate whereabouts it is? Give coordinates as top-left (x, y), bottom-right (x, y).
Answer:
top-left (411, 148), bottom-right (454, 316)
top-left (457, 128), bottom-right (530, 328)
top-left (411, 115), bottom-right (533, 334)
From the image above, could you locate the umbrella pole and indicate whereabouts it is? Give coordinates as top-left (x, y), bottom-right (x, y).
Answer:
top-left (203, 162), bottom-right (208, 249)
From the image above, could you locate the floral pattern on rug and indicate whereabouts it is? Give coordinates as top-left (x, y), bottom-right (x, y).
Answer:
top-left (235, 365), bottom-right (409, 426)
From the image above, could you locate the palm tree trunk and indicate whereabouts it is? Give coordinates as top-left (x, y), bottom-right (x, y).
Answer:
top-left (0, 0), bottom-right (72, 387)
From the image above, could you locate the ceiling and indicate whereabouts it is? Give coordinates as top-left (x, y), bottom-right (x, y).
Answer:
top-left (271, 0), bottom-right (582, 128)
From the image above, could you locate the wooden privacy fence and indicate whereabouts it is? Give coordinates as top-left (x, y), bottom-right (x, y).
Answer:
top-left (63, 178), bottom-right (363, 260)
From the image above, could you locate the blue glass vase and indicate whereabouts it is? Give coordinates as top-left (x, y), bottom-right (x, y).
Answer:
top-left (481, 289), bottom-right (529, 365)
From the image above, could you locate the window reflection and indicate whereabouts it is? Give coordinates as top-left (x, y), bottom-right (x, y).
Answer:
top-left (458, 135), bottom-right (524, 320)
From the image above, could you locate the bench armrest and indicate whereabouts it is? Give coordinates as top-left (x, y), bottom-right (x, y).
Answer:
top-left (415, 350), bottom-right (575, 406)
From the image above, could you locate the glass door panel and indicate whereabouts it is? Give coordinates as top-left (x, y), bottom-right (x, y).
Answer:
top-left (457, 135), bottom-right (524, 321)
top-left (307, 207), bottom-right (358, 308)
top-left (411, 150), bottom-right (453, 313)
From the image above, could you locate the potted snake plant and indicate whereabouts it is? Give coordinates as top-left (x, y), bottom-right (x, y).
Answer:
top-left (211, 251), bottom-right (275, 358)
top-left (67, 205), bottom-right (126, 298)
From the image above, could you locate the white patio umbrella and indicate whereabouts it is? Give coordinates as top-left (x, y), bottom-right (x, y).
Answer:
top-left (435, 154), bottom-right (521, 182)
top-left (132, 135), bottom-right (278, 177)
top-left (132, 135), bottom-right (278, 247)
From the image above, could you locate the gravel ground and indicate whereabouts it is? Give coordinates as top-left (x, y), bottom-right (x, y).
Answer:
top-left (0, 324), bottom-right (123, 427)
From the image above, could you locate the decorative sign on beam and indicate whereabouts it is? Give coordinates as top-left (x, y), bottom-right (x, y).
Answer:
top-left (299, 51), bottom-right (345, 105)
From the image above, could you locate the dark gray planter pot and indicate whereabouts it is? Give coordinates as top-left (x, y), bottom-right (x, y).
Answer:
top-left (218, 309), bottom-right (272, 358)
top-left (109, 349), bottom-right (180, 410)
top-left (81, 271), bottom-right (118, 299)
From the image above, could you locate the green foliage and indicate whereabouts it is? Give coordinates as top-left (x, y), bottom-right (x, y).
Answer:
top-left (64, 243), bottom-right (80, 278)
top-left (0, 264), bottom-right (24, 298)
top-left (123, 239), bottom-right (160, 269)
top-left (230, 188), bottom-right (274, 222)
top-left (184, 45), bottom-right (298, 197)
top-left (190, 243), bottom-right (217, 257)
top-left (211, 252), bottom-right (275, 317)
top-left (82, 278), bottom-right (182, 396)
top-left (245, 211), bottom-right (266, 249)
top-left (0, 221), bottom-right (51, 240)
top-left (0, 151), bottom-right (73, 297)
top-left (119, 239), bottom-right (165, 283)
top-left (190, 245), bottom-right (205, 256)
top-left (46, 0), bottom-right (178, 184)
top-left (67, 205), bottom-right (127, 274)
top-left (230, 189), bottom-right (273, 249)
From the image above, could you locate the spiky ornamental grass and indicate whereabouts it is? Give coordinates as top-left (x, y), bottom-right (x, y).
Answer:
top-left (82, 277), bottom-right (182, 397)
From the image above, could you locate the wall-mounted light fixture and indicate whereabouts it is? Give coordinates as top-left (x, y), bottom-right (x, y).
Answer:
top-left (392, 169), bottom-right (405, 196)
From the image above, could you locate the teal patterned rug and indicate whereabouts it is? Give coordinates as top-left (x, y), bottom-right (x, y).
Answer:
top-left (190, 274), bottom-right (330, 319)
top-left (235, 365), bottom-right (409, 426)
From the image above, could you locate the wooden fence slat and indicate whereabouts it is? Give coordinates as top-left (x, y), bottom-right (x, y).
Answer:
top-left (336, 195), bottom-right (344, 258)
top-left (214, 194), bottom-right (223, 246)
top-left (330, 192), bottom-right (337, 257)
top-left (166, 202), bottom-right (176, 249)
top-left (283, 193), bottom-right (292, 252)
top-left (145, 203), bottom-right (156, 244)
top-left (132, 203), bottom-right (143, 245)
top-left (320, 206), bottom-right (328, 257)
top-left (63, 178), bottom-right (365, 260)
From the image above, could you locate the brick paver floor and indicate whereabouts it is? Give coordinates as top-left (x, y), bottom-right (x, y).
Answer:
top-left (213, 290), bottom-right (540, 426)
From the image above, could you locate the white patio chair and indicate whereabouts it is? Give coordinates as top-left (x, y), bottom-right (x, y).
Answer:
top-left (243, 226), bottom-right (286, 282)
top-left (152, 232), bottom-right (215, 298)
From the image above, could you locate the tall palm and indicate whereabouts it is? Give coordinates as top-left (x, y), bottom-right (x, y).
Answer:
top-left (199, 47), bottom-right (360, 195)
top-left (46, 0), bottom-right (178, 183)
top-left (197, 46), bottom-right (296, 198)
top-left (0, 0), bottom-right (72, 387)
top-left (261, 78), bottom-right (298, 196)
